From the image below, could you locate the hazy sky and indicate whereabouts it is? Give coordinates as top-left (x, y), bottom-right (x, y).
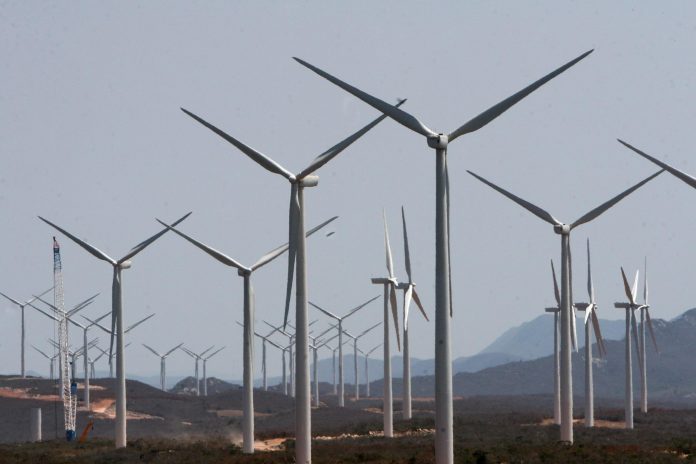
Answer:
top-left (2, 1), bottom-right (696, 381)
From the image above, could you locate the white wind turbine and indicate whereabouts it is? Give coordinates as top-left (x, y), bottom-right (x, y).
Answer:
top-left (264, 320), bottom-right (296, 397)
top-left (0, 286), bottom-right (53, 377)
top-left (254, 331), bottom-right (287, 393)
top-left (614, 268), bottom-right (643, 429)
top-left (181, 98), bottom-right (402, 464)
top-left (89, 346), bottom-right (108, 379)
top-left (397, 207), bottom-right (429, 420)
top-left (142, 343), bottom-right (184, 391)
top-left (295, 50), bottom-right (593, 464)
top-left (38, 212), bottom-right (190, 448)
top-left (201, 346), bottom-right (226, 397)
top-left (160, 217), bottom-right (334, 454)
top-left (371, 211), bottom-right (401, 437)
top-left (86, 313), bottom-right (151, 379)
top-left (180, 345), bottom-right (214, 396)
top-left (638, 258), bottom-right (658, 413)
top-left (310, 295), bottom-right (379, 407)
top-left (574, 239), bottom-right (607, 427)
top-left (467, 168), bottom-right (663, 443)
top-left (32, 345), bottom-right (59, 380)
top-left (360, 343), bottom-right (382, 398)
top-left (343, 322), bottom-right (381, 401)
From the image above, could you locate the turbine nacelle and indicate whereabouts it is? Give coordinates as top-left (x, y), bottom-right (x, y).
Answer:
top-left (237, 268), bottom-right (252, 277)
top-left (553, 224), bottom-right (571, 235)
top-left (427, 134), bottom-right (448, 149)
top-left (296, 175), bottom-right (319, 188)
top-left (119, 261), bottom-right (132, 269)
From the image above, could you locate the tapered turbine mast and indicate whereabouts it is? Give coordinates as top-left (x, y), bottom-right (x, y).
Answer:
top-left (310, 296), bottom-right (378, 407)
top-left (467, 168), bottom-right (662, 443)
top-left (370, 211), bottom-right (402, 437)
top-left (574, 240), bottom-right (607, 427)
top-left (142, 343), bottom-right (184, 391)
top-left (295, 49), bottom-right (593, 464)
top-left (38, 212), bottom-right (190, 448)
top-left (160, 216), bottom-right (335, 454)
top-left (397, 207), bottom-right (429, 419)
top-left (544, 260), bottom-right (562, 425)
top-left (181, 98), bottom-right (398, 464)
top-left (0, 286), bottom-right (53, 378)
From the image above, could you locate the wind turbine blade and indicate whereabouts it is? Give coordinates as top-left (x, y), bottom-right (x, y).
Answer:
top-left (570, 170), bottom-right (663, 229)
top-left (358, 321), bottom-right (382, 338)
top-left (590, 310), bottom-right (606, 358)
top-left (293, 57), bottom-right (435, 137)
top-left (251, 216), bottom-right (338, 270)
top-left (344, 295), bottom-right (380, 319)
top-left (587, 239), bottom-right (595, 302)
top-left (38, 219), bottom-right (116, 264)
top-left (26, 302), bottom-right (60, 322)
top-left (205, 346), bottom-right (226, 360)
top-left (646, 309), bottom-right (659, 353)
top-left (89, 311), bottom-right (111, 327)
top-left (383, 210), bottom-right (395, 279)
top-left (298, 99), bottom-right (407, 179)
top-left (155, 219), bottom-right (247, 270)
top-left (121, 212), bottom-right (192, 264)
top-left (550, 260), bottom-right (561, 306)
top-left (66, 293), bottom-right (100, 317)
top-left (618, 139), bottom-right (696, 190)
top-left (583, 304), bottom-right (592, 326)
top-left (412, 289), bottom-right (429, 322)
top-left (24, 286), bottom-right (54, 305)
top-left (125, 313), bottom-right (155, 333)
top-left (620, 267), bottom-right (636, 305)
top-left (448, 50), bottom-right (593, 141)
top-left (200, 345), bottom-right (215, 357)
top-left (390, 283), bottom-right (401, 351)
top-left (109, 271), bottom-right (118, 358)
top-left (467, 171), bottom-right (561, 226)
top-left (81, 315), bottom-right (111, 335)
top-left (309, 301), bottom-right (340, 320)
top-left (643, 256), bottom-right (649, 305)
top-left (403, 285), bottom-right (413, 330)
top-left (32, 345), bottom-right (50, 359)
top-left (631, 270), bottom-right (640, 303)
top-left (142, 343), bottom-right (162, 358)
top-left (570, 305), bottom-right (578, 352)
top-left (631, 311), bottom-right (644, 375)
top-left (0, 291), bottom-right (21, 306)
top-left (284, 184), bottom-right (299, 329)
top-left (401, 207), bottom-right (412, 282)
top-left (181, 108), bottom-right (294, 180)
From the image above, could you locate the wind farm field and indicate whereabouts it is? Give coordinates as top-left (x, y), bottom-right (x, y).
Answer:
top-left (1, 375), bottom-right (696, 463)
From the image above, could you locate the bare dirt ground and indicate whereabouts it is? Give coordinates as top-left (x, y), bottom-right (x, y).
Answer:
top-left (2, 376), bottom-right (696, 462)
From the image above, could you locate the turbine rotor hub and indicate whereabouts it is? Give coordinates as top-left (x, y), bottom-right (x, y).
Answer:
top-left (553, 224), bottom-right (571, 235)
top-left (427, 133), bottom-right (448, 149)
top-left (237, 268), bottom-right (251, 277)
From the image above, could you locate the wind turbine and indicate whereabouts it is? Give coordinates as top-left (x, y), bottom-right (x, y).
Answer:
top-left (360, 343), bottom-right (382, 398)
top-left (0, 286), bottom-right (53, 377)
top-left (397, 207), bottom-right (429, 419)
top-left (181, 98), bottom-right (403, 464)
top-left (94, 343), bottom-right (132, 378)
top-left (295, 50), bottom-right (593, 464)
top-left (638, 258), bottom-right (658, 413)
top-left (614, 268), bottom-right (644, 429)
top-left (160, 219), bottom-right (334, 454)
top-left (180, 345), bottom-right (214, 396)
top-left (38, 212), bottom-right (190, 448)
top-left (201, 346), bottom-right (226, 396)
top-left (255, 331), bottom-right (287, 393)
top-left (371, 211), bottom-right (401, 437)
top-left (89, 346), bottom-right (108, 379)
top-left (252, 329), bottom-right (274, 392)
top-left (32, 345), bottom-right (58, 380)
top-left (467, 168), bottom-right (662, 443)
top-left (264, 320), bottom-right (296, 397)
top-left (574, 240), bottom-right (607, 427)
top-left (142, 342), bottom-right (184, 391)
top-left (343, 322), bottom-right (381, 401)
top-left (310, 295), bottom-right (379, 407)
